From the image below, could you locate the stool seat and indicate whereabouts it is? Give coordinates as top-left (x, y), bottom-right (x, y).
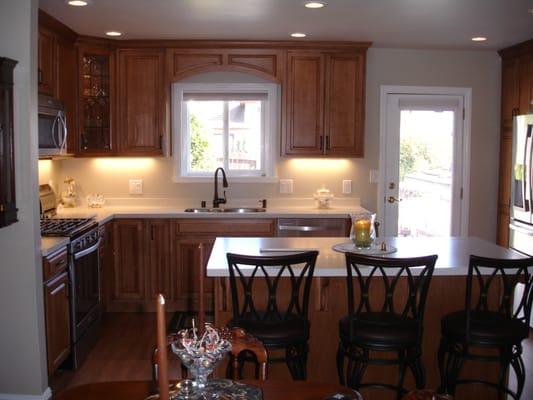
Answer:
top-left (442, 310), bottom-right (529, 345)
top-left (229, 312), bottom-right (309, 347)
top-left (339, 313), bottom-right (419, 348)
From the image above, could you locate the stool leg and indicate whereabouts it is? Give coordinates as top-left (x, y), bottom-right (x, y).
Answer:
top-left (337, 343), bottom-right (346, 385)
top-left (437, 338), bottom-right (451, 393)
top-left (510, 345), bottom-right (526, 400)
top-left (345, 346), bottom-right (368, 390)
top-left (446, 346), bottom-right (464, 396)
top-left (407, 346), bottom-right (426, 389)
top-left (286, 343), bottom-right (308, 380)
top-left (396, 349), bottom-right (408, 400)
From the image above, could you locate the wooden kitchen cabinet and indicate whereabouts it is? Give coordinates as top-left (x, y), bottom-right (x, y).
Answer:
top-left (99, 222), bottom-right (114, 312)
top-left (43, 248), bottom-right (70, 376)
top-left (168, 48), bottom-right (283, 82)
top-left (111, 219), bottom-right (145, 309)
top-left (146, 219), bottom-right (172, 302)
top-left (282, 49), bottom-right (367, 157)
top-left (496, 39), bottom-right (533, 246)
top-left (117, 49), bottom-right (166, 155)
top-left (38, 27), bottom-right (57, 96)
top-left (78, 45), bottom-right (116, 155)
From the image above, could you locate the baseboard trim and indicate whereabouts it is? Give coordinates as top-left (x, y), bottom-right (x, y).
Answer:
top-left (0, 387), bottom-right (52, 400)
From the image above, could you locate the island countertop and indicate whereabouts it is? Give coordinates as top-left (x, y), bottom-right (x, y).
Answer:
top-left (206, 236), bottom-right (525, 277)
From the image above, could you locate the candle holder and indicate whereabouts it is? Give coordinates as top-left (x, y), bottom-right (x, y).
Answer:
top-left (170, 324), bottom-right (231, 397)
top-left (350, 213), bottom-right (376, 249)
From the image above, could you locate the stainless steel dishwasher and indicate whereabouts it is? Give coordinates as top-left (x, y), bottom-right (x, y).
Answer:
top-left (276, 218), bottom-right (350, 237)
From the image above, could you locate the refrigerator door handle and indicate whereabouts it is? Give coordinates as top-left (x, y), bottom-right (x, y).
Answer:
top-left (528, 125), bottom-right (533, 215)
top-left (523, 125), bottom-right (531, 212)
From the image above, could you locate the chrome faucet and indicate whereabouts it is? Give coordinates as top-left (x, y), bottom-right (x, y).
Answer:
top-left (213, 167), bottom-right (228, 208)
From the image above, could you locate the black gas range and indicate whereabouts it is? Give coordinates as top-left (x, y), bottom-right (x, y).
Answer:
top-left (39, 185), bottom-right (101, 370)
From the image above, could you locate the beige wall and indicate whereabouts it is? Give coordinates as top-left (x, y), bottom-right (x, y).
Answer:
top-left (55, 47), bottom-right (501, 240)
top-left (0, 0), bottom-right (49, 397)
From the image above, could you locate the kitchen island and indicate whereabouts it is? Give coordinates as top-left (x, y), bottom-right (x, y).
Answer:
top-left (208, 236), bottom-right (525, 399)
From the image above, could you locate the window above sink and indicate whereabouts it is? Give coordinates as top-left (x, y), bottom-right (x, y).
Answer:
top-left (172, 82), bottom-right (279, 182)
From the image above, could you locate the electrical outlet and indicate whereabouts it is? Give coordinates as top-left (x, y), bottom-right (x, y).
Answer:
top-left (129, 179), bottom-right (143, 195)
top-left (342, 180), bottom-right (352, 194)
top-left (279, 179), bottom-right (293, 194)
top-left (369, 169), bottom-right (379, 183)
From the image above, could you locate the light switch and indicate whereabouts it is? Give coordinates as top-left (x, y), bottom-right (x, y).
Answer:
top-left (279, 179), bottom-right (293, 194)
top-left (369, 169), bottom-right (379, 184)
top-left (129, 179), bottom-right (143, 195)
top-left (342, 180), bottom-right (352, 194)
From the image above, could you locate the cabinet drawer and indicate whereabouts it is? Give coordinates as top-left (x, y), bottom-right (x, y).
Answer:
top-left (175, 219), bottom-right (275, 237)
top-left (43, 248), bottom-right (68, 282)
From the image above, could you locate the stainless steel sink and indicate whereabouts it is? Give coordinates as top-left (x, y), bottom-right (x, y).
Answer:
top-left (184, 207), bottom-right (266, 213)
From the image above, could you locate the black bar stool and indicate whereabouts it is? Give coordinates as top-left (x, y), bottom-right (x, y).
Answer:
top-left (226, 251), bottom-right (318, 380)
top-left (437, 255), bottom-right (533, 399)
top-left (337, 253), bottom-right (437, 399)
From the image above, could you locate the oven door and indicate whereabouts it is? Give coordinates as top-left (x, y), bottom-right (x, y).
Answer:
top-left (70, 239), bottom-right (101, 341)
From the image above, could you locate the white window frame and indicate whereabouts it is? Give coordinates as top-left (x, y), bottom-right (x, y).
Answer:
top-left (172, 82), bottom-right (279, 182)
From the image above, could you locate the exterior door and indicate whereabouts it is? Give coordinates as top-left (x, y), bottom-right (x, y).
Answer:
top-left (382, 92), bottom-right (467, 237)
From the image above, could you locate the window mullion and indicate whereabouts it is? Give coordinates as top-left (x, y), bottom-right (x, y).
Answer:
top-left (223, 101), bottom-right (229, 170)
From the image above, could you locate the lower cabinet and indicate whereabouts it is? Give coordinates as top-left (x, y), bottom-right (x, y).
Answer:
top-left (111, 219), bottom-right (145, 309)
top-left (43, 249), bottom-right (70, 376)
top-left (106, 217), bottom-right (348, 312)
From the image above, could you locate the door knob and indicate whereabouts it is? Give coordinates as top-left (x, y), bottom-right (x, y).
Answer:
top-left (387, 196), bottom-right (402, 204)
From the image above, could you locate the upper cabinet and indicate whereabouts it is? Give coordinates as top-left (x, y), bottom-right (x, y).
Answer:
top-left (282, 48), bottom-right (367, 157)
top-left (117, 49), bottom-right (166, 155)
top-left (78, 45), bottom-right (115, 155)
top-left (38, 27), bottom-right (57, 96)
top-left (168, 48), bottom-right (283, 82)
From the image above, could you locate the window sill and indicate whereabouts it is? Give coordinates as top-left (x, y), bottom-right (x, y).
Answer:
top-left (172, 176), bottom-right (279, 184)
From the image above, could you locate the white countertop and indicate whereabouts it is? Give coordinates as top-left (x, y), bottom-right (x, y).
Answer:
top-left (41, 236), bottom-right (70, 257)
top-left (41, 203), bottom-right (366, 256)
top-left (206, 236), bottom-right (526, 277)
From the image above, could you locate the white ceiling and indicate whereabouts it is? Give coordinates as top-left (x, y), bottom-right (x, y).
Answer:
top-left (39, 0), bottom-right (533, 50)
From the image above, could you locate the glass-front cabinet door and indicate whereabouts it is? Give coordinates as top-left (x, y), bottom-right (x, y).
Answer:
top-left (78, 46), bottom-right (115, 155)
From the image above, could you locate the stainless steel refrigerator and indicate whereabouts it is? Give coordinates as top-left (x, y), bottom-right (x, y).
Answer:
top-left (509, 114), bottom-right (533, 257)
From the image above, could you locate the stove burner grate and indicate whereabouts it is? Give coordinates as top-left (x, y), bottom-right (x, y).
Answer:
top-left (40, 218), bottom-right (96, 237)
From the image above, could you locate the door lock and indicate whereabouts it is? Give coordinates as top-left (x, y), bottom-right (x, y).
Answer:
top-left (387, 196), bottom-right (402, 204)
top-left (388, 182), bottom-right (396, 189)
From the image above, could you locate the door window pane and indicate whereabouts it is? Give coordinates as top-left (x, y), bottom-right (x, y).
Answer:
top-left (398, 110), bottom-right (454, 237)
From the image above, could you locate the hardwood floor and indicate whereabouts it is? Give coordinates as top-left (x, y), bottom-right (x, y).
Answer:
top-left (49, 313), bottom-right (533, 400)
top-left (49, 313), bottom-right (183, 396)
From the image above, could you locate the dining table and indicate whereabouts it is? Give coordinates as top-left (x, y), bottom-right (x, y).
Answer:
top-left (52, 380), bottom-right (361, 400)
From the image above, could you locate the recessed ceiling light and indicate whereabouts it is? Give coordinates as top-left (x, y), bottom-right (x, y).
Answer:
top-left (105, 31), bottom-right (122, 37)
top-left (471, 36), bottom-right (487, 42)
top-left (304, 1), bottom-right (326, 9)
top-left (66, 0), bottom-right (89, 6)
top-left (291, 32), bottom-right (307, 38)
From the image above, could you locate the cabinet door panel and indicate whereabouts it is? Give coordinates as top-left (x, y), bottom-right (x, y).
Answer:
top-left (113, 220), bottom-right (145, 301)
top-left (501, 59), bottom-right (519, 136)
top-left (146, 219), bottom-right (172, 300)
top-left (283, 52), bottom-right (324, 155)
top-left (172, 238), bottom-right (214, 311)
top-left (324, 54), bottom-right (364, 157)
top-left (57, 38), bottom-right (78, 154)
top-left (44, 272), bottom-right (70, 376)
top-left (78, 46), bottom-right (115, 155)
top-left (518, 54), bottom-right (533, 115)
top-left (38, 28), bottom-right (56, 96)
top-left (118, 50), bottom-right (165, 155)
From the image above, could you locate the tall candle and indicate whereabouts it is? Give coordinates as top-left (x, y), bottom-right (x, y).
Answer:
top-left (157, 294), bottom-right (169, 400)
top-left (354, 219), bottom-right (372, 248)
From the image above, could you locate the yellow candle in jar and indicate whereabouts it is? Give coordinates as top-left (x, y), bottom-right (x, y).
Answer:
top-left (354, 219), bottom-right (372, 248)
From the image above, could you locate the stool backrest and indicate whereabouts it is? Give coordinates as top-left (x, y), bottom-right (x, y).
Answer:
top-left (466, 255), bottom-right (533, 335)
top-left (345, 253), bottom-right (437, 323)
top-left (226, 251), bottom-right (318, 322)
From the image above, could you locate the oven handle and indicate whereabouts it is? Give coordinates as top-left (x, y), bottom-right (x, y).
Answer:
top-left (73, 239), bottom-right (100, 260)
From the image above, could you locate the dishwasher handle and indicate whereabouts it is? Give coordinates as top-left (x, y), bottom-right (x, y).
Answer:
top-left (278, 225), bottom-right (325, 232)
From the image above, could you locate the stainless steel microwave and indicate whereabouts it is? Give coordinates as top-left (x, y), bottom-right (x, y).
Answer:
top-left (38, 94), bottom-right (69, 157)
